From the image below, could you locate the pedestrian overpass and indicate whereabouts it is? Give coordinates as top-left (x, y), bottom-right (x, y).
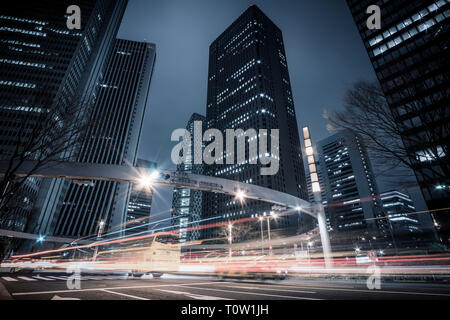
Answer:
top-left (0, 160), bottom-right (332, 268)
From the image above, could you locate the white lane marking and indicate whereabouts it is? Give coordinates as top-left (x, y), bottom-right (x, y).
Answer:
top-left (33, 276), bottom-right (55, 281)
top-left (179, 285), bottom-right (321, 300)
top-left (83, 277), bottom-right (102, 280)
top-left (1, 277), bottom-right (18, 282)
top-left (156, 289), bottom-right (232, 300)
top-left (47, 276), bottom-right (68, 280)
top-left (101, 289), bottom-right (150, 300)
top-left (219, 284), bottom-right (315, 294)
top-left (17, 276), bottom-right (37, 281)
top-left (51, 295), bottom-right (81, 300)
top-left (12, 281), bottom-right (219, 296)
top-left (233, 282), bottom-right (450, 297)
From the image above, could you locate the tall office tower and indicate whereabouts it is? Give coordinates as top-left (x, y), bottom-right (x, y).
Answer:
top-left (45, 39), bottom-right (155, 237)
top-left (0, 0), bottom-right (128, 233)
top-left (126, 159), bottom-right (157, 236)
top-left (346, 0), bottom-right (450, 243)
top-left (380, 190), bottom-right (423, 247)
top-left (202, 5), bottom-right (309, 240)
top-left (172, 114), bottom-right (206, 243)
top-left (317, 130), bottom-right (389, 246)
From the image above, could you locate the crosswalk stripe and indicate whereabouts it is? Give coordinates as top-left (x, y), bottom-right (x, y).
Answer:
top-left (1, 277), bottom-right (18, 282)
top-left (33, 276), bottom-right (55, 281)
top-left (47, 276), bottom-right (68, 280)
top-left (2, 274), bottom-right (125, 282)
top-left (17, 276), bottom-right (37, 281)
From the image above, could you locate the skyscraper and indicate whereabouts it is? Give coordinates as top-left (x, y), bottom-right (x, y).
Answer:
top-left (346, 0), bottom-right (450, 243)
top-left (202, 5), bottom-right (309, 239)
top-left (39, 39), bottom-right (155, 237)
top-left (380, 190), bottom-right (422, 247)
top-left (0, 0), bottom-right (128, 233)
top-left (172, 113), bottom-right (206, 243)
top-left (126, 159), bottom-right (157, 236)
top-left (317, 130), bottom-right (389, 246)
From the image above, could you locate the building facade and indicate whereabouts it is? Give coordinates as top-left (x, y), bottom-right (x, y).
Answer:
top-left (380, 190), bottom-right (423, 247)
top-left (171, 113), bottom-right (206, 243)
top-left (346, 0), bottom-right (450, 243)
top-left (40, 39), bottom-right (155, 237)
top-left (0, 0), bottom-right (128, 234)
top-left (317, 130), bottom-right (389, 246)
top-left (201, 5), bottom-right (310, 240)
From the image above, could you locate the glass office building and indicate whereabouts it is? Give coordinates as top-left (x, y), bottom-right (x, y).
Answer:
top-left (0, 0), bottom-right (128, 233)
top-left (346, 0), bottom-right (450, 243)
top-left (202, 5), bottom-right (310, 240)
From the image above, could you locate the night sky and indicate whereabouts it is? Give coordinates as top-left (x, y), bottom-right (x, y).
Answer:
top-left (117, 0), bottom-right (381, 219)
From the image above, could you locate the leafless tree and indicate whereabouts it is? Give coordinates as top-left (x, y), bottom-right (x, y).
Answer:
top-left (324, 80), bottom-right (449, 193)
top-left (0, 89), bottom-right (98, 230)
top-left (218, 221), bottom-right (256, 244)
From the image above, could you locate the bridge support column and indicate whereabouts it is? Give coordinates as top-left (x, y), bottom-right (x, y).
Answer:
top-left (316, 203), bottom-right (333, 269)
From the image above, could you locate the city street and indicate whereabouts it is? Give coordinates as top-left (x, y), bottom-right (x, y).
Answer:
top-left (2, 273), bottom-right (450, 300)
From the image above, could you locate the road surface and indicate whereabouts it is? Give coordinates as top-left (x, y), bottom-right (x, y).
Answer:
top-left (2, 272), bottom-right (450, 300)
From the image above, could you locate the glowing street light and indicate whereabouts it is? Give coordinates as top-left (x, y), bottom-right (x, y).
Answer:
top-left (139, 170), bottom-right (160, 187)
top-left (235, 190), bottom-right (246, 202)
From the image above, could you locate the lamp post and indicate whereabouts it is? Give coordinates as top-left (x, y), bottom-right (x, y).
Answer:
top-left (259, 217), bottom-right (264, 254)
top-left (92, 219), bottom-right (105, 261)
top-left (267, 216), bottom-right (272, 255)
top-left (307, 241), bottom-right (313, 263)
top-left (228, 222), bottom-right (233, 258)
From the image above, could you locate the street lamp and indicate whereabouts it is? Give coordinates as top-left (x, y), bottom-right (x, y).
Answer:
top-left (228, 223), bottom-right (233, 258)
top-left (139, 170), bottom-right (160, 188)
top-left (307, 241), bottom-right (313, 263)
top-left (36, 235), bottom-right (45, 243)
top-left (93, 219), bottom-right (105, 261)
top-left (259, 217), bottom-right (264, 254)
top-left (235, 190), bottom-right (246, 203)
top-left (265, 211), bottom-right (278, 255)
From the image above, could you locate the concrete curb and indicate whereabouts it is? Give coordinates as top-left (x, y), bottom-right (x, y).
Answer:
top-left (0, 282), bottom-right (13, 300)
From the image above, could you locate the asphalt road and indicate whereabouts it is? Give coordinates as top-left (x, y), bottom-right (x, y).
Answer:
top-left (2, 272), bottom-right (450, 300)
